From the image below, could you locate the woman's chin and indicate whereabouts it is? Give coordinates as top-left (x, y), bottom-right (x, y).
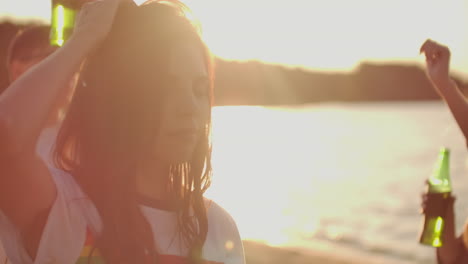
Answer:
top-left (158, 150), bottom-right (194, 165)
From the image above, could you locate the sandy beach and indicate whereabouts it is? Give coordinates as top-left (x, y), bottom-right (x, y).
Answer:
top-left (244, 240), bottom-right (354, 264)
top-left (245, 242), bottom-right (335, 264)
top-left (243, 240), bottom-right (422, 264)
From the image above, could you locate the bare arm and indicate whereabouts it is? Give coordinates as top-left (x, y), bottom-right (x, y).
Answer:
top-left (0, 35), bottom-right (88, 155)
top-left (0, 0), bottom-right (124, 156)
top-left (420, 39), bottom-right (468, 145)
top-left (435, 79), bottom-right (468, 145)
top-left (0, 36), bottom-right (90, 240)
top-left (420, 39), bottom-right (468, 263)
top-left (0, 0), bottom-right (124, 257)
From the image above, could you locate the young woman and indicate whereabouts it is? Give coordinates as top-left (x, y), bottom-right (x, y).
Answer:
top-left (0, 0), bottom-right (244, 263)
top-left (420, 39), bottom-right (468, 264)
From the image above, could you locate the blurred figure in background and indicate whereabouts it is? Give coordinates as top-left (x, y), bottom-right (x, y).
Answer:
top-left (420, 39), bottom-right (468, 264)
top-left (6, 25), bottom-right (56, 83)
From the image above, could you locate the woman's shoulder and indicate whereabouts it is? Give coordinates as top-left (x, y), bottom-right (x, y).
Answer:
top-left (48, 166), bottom-right (103, 232)
top-left (204, 198), bottom-right (245, 263)
top-left (204, 198), bottom-right (239, 230)
top-left (205, 199), bottom-right (230, 218)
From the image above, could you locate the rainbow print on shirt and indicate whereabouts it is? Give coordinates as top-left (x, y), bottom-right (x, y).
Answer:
top-left (75, 228), bottom-right (105, 264)
top-left (75, 228), bottom-right (224, 264)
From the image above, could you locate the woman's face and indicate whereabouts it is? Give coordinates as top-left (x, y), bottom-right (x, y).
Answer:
top-left (154, 42), bottom-right (210, 164)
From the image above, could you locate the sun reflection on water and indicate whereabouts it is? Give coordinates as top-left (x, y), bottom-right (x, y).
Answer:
top-left (203, 102), bottom-right (468, 263)
top-left (205, 105), bottom-right (338, 246)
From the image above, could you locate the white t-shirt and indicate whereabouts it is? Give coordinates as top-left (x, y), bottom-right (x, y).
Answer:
top-left (0, 167), bottom-right (245, 264)
top-left (35, 124), bottom-right (59, 168)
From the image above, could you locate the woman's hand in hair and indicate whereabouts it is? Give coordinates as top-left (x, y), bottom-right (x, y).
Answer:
top-left (420, 39), bottom-right (453, 94)
top-left (71, 0), bottom-right (128, 55)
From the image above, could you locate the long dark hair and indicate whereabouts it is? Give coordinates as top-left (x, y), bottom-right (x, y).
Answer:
top-left (54, 1), bottom-right (214, 263)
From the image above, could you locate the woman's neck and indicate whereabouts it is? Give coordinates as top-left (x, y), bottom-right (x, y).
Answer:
top-left (135, 161), bottom-right (170, 201)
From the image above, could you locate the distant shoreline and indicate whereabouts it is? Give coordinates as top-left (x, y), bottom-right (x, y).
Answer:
top-left (1, 20), bottom-right (466, 105)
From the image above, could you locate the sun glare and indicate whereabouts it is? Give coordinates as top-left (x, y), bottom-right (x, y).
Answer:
top-left (2, 0), bottom-right (468, 71)
top-left (205, 106), bottom-right (336, 246)
top-left (184, 0), bottom-right (468, 72)
top-left (133, 0), bottom-right (148, 6)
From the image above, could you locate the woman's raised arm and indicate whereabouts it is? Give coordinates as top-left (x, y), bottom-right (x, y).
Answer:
top-left (0, 0), bottom-right (124, 156)
top-left (420, 39), bottom-right (468, 145)
top-left (0, 1), bottom-right (124, 257)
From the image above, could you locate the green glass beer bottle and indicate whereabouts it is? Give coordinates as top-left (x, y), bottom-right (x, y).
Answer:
top-left (419, 147), bottom-right (452, 247)
top-left (50, 0), bottom-right (78, 46)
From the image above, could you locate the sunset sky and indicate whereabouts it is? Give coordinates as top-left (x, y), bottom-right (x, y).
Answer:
top-left (3, 0), bottom-right (468, 76)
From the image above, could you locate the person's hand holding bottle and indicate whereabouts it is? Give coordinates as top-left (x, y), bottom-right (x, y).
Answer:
top-left (420, 40), bottom-right (468, 263)
top-left (421, 181), bottom-right (459, 264)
